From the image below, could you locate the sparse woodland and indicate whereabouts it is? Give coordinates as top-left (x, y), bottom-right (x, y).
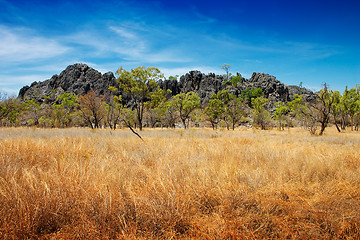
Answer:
top-left (0, 66), bottom-right (360, 239)
top-left (1, 66), bottom-right (360, 135)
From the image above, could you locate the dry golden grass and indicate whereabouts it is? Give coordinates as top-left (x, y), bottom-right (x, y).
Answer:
top-left (0, 127), bottom-right (359, 239)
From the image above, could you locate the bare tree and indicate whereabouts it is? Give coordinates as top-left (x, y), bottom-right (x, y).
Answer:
top-left (78, 91), bottom-right (105, 129)
top-left (300, 84), bottom-right (335, 135)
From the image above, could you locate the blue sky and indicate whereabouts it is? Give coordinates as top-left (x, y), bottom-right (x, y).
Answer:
top-left (0, 0), bottom-right (359, 96)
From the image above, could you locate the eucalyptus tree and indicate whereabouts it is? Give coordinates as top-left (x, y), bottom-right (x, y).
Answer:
top-left (251, 97), bottom-right (270, 130)
top-left (116, 66), bottom-right (163, 131)
top-left (221, 63), bottom-right (231, 81)
top-left (274, 101), bottom-right (289, 130)
top-left (53, 92), bottom-right (78, 127)
top-left (170, 92), bottom-right (201, 129)
top-left (205, 97), bottom-right (224, 129)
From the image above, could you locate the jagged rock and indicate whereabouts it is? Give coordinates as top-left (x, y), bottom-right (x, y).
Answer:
top-left (18, 63), bottom-right (118, 103)
top-left (242, 72), bottom-right (289, 103)
top-left (18, 63), bottom-right (315, 107)
top-left (287, 85), bottom-right (317, 102)
top-left (178, 71), bottom-right (226, 104)
top-left (158, 79), bottom-right (180, 99)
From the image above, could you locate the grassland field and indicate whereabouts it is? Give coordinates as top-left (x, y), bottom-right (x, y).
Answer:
top-left (0, 127), bottom-right (359, 239)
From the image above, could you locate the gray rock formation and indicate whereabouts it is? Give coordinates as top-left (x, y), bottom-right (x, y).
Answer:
top-left (18, 63), bottom-right (315, 107)
top-left (242, 72), bottom-right (289, 104)
top-left (160, 71), bottom-right (305, 105)
top-left (178, 71), bottom-right (226, 104)
top-left (287, 85), bottom-right (317, 102)
top-left (18, 63), bottom-right (119, 103)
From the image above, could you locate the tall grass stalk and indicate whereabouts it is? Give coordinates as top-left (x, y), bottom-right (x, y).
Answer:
top-left (0, 127), bottom-right (359, 239)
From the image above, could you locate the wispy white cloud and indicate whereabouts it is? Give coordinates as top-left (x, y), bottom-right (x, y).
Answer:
top-left (0, 25), bottom-right (69, 64)
top-left (281, 41), bottom-right (340, 59)
top-left (109, 26), bottom-right (137, 39)
top-left (108, 25), bottom-right (191, 63)
top-left (0, 74), bottom-right (51, 86)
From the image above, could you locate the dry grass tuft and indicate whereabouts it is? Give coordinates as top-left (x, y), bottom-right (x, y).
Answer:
top-left (0, 127), bottom-right (359, 239)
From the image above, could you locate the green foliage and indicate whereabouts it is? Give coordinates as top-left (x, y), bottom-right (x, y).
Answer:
top-left (170, 92), bottom-right (201, 129)
top-left (169, 75), bottom-right (179, 80)
top-left (221, 63), bottom-right (231, 80)
top-left (274, 101), bottom-right (289, 130)
top-left (216, 90), bottom-right (234, 104)
top-left (315, 84), bottom-right (337, 135)
top-left (108, 86), bottom-right (118, 93)
top-left (160, 100), bottom-right (178, 128)
top-left (240, 87), bottom-right (263, 106)
top-left (204, 90), bottom-right (246, 130)
top-left (287, 94), bottom-right (304, 116)
top-left (148, 88), bottom-right (168, 108)
top-left (205, 97), bottom-right (225, 129)
top-left (341, 85), bottom-right (360, 130)
top-left (251, 97), bottom-right (270, 130)
top-left (230, 75), bottom-right (243, 87)
top-left (105, 94), bottom-right (124, 130)
top-left (52, 93), bottom-right (78, 127)
top-left (227, 98), bottom-right (246, 130)
top-left (116, 66), bottom-right (163, 130)
top-left (0, 98), bottom-right (22, 126)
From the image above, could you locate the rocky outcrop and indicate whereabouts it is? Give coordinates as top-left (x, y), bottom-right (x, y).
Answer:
top-left (165, 71), bottom-right (302, 105)
top-left (178, 71), bottom-right (226, 104)
top-left (18, 63), bottom-right (119, 103)
top-left (287, 85), bottom-right (317, 102)
top-left (18, 63), bottom-right (315, 106)
top-left (242, 72), bottom-right (289, 103)
top-left (157, 79), bottom-right (181, 99)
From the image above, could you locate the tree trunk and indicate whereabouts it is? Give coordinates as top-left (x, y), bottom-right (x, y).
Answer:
top-left (137, 113), bottom-right (143, 131)
top-left (279, 119), bottom-right (282, 131)
top-left (319, 122), bottom-right (327, 135)
top-left (334, 115), bottom-right (341, 133)
top-left (181, 118), bottom-right (187, 129)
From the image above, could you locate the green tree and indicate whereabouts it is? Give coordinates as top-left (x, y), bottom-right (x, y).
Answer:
top-left (226, 97), bottom-right (246, 130)
top-left (274, 101), bottom-right (289, 130)
top-left (312, 84), bottom-right (336, 135)
top-left (22, 99), bottom-right (42, 126)
top-left (240, 87), bottom-right (263, 107)
top-left (170, 92), bottom-right (201, 129)
top-left (341, 85), bottom-right (360, 130)
top-left (105, 94), bottom-right (124, 130)
top-left (221, 63), bottom-right (231, 81)
top-left (230, 75), bottom-right (243, 88)
top-left (161, 100), bottom-right (178, 128)
top-left (251, 97), bottom-right (270, 130)
top-left (297, 84), bottom-right (336, 135)
top-left (0, 97), bottom-right (22, 127)
top-left (288, 94), bottom-right (318, 134)
top-left (116, 66), bottom-right (163, 131)
top-left (329, 90), bottom-right (342, 132)
top-left (205, 97), bottom-right (224, 129)
top-left (53, 92), bottom-right (78, 127)
top-left (144, 88), bottom-right (168, 128)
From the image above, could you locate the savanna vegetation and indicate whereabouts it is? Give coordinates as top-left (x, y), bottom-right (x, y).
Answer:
top-left (0, 66), bottom-right (360, 238)
top-left (0, 127), bottom-right (359, 239)
top-left (1, 66), bottom-right (360, 136)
